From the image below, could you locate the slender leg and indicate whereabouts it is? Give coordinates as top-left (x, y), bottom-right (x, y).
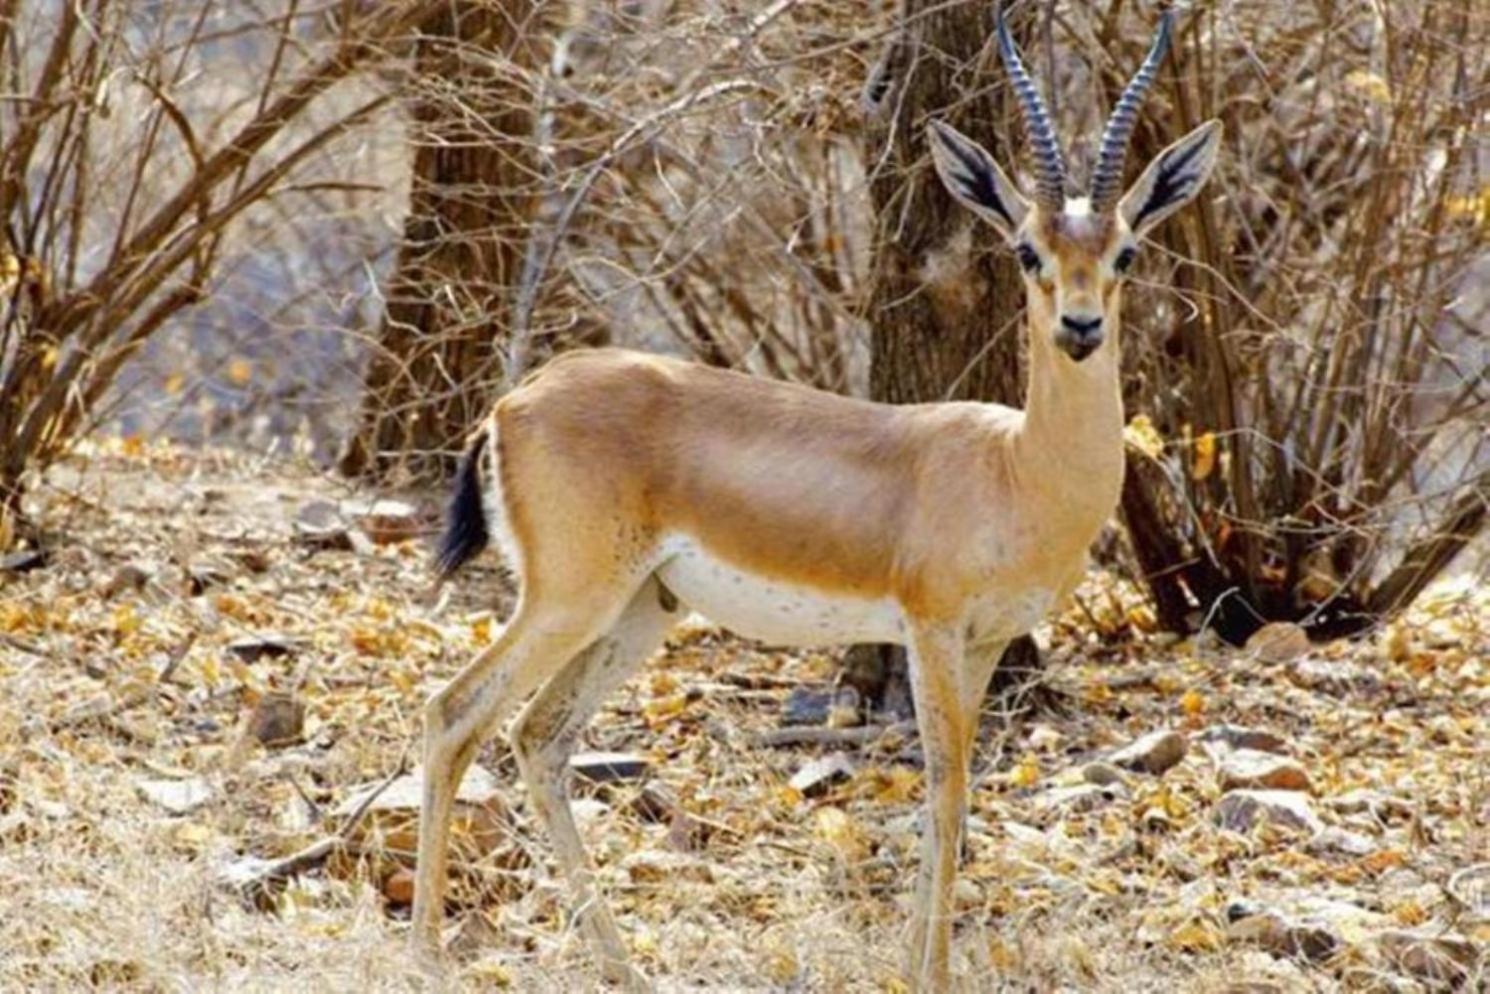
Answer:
top-left (959, 639), bottom-right (1008, 761)
top-left (411, 593), bottom-right (631, 960)
top-left (509, 578), bottom-right (676, 991)
top-left (903, 623), bottom-right (969, 992)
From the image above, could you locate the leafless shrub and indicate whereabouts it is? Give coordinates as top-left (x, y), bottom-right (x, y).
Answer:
top-left (0, 0), bottom-right (444, 539)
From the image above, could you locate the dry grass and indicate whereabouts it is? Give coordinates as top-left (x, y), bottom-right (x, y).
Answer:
top-left (2, 445), bottom-right (1485, 992)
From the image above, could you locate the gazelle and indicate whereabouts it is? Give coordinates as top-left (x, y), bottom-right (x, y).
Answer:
top-left (412, 7), bottom-right (1220, 990)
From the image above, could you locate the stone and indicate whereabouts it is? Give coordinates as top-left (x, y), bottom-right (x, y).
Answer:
top-left (1215, 790), bottom-right (1323, 834)
top-left (1110, 729), bottom-right (1187, 775)
top-left (1305, 826), bottom-right (1377, 857)
top-left (0, 549), bottom-right (47, 573)
top-left (247, 692), bottom-right (305, 746)
top-left (1037, 783), bottom-right (1128, 815)
top-left (1246, 622), bottom-right (1311, 664)
top-left (570, 751), bottom-right (651, 785)
top-left (781, 687), bottom-right (833, 726)
top-left (336, 765), bottom-right (515, 867)
top-left (789, 752), bottom-right (856, 798)
top-left (383, 866), bottom-right (415, 905)
top-left (1080, 761), bottom-right (1130, 787)
top-left (1225, 906), bottom-right (1341, 963)
top-left (346, 498), bottom-right (421, 546)
top-left (293, 500), bottom-right (353, 551)
top-left (1375, 929), bottom-right (1478, 986)
top-left (1219, 749), bottom-right (1313, 793)
top-left (227, 633), bottom-right (305, 663)
top-left (137, 776), bottom-right (214, 815)
top-left (1197, 724), bottom-right (1289, 755)
top-left (1290, 659), bottom-right (1380, 696)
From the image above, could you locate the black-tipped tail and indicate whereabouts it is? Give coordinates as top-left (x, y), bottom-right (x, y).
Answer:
top-left (435, 431), bottom-right (490, 577)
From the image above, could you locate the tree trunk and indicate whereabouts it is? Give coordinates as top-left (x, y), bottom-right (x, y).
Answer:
top-left (338, 2), bottom-right (538, 482)
top-left (847, 0), bottom-right (1041, 717)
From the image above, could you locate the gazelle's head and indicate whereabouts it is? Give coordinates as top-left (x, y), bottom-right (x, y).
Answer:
top-left (928, 8), bottom-right (1221, 364)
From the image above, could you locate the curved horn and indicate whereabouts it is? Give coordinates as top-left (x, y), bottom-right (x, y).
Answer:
top-left (1089, 10), bottom-right (1175, 213)
top-left (995, 5), bottom-right (1066, 211)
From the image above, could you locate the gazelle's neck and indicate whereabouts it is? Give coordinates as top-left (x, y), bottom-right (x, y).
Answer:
top-left (1015, 311), bottom-right (1126, 514)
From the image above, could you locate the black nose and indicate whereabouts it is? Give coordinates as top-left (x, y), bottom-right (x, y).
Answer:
top-left (1057, 314), bottom-right (1104, 361)
top-left (1061, 314), bottom-right (1102, 334)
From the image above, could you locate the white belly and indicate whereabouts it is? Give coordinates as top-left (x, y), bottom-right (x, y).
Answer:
top-left (655, 536), bottom-right (905, 647)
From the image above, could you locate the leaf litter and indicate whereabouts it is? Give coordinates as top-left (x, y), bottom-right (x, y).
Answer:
top-left (0, 440), bottom-right (1485, 991)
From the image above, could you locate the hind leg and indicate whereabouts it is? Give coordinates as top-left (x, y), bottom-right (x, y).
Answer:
top-left (509, 577), bottom-right (677, 990)
top-left (411, 589), bottom-right (636, 958)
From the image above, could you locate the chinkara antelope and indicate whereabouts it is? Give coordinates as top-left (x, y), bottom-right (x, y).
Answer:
top-left (413, 7), bottom-right (1220, 989)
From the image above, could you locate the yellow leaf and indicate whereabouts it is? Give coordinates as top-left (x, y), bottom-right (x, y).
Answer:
top-left (643, 692), bottom-right (688, 723)
top-left (1179, 689), bottom-right (1207, 716)
top-left (120, 434), bottom-right (145, 458)
top-left (1169, 919), bottom-right (1223, 952)
top-left (1191, 432), bottom-right (1217, 481)
top-left (1344, 69), bottom-right (1391, 104)
top-left (111, 602), bottom-right (140, 637)
top-left (1123, 414), bottom-right (1164, 459)
top-left (649, 671), bottom-right (680, 696)
top-left (1009, 752), bottom-right (1041, 789)
top-left (813, 806), bottom-right (869, 860)
top-left (226, 357), bottom-right (253, 387)
top-left (164, 371), bottom-right (186, 396)
top-left (469, 615), bottom-right (493, 646)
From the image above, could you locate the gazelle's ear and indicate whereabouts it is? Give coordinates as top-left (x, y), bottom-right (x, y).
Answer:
top-left (1119, 119), bottom-right (1222, 237)
top-left (927, 120), bottom-right (1030, 242)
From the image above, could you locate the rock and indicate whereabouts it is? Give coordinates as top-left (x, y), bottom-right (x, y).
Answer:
top-left (1215, 790), bottom-right (1323, 834)
top-left (1197, 724), bottom-right (1289, 755)
top-left (1037, 783), bottom-right (1128, 815)
top-left (1328, 789), bottom-right (1413, 823)
top-left (1446, 863), bottom-right (1490, 916)
top-left (1110, 729), bottom-right (1188, 775)
top-left (1305, 826), bottom-right (1377, 857)
top-left (103, 563), bottom-right (150, 597)
top-left (0, 549), bottom-right (47, 573)
top-left (1226, 905), bottom-right (1341, 963)
top-left (570, 751), bottom-right (651, 785)
top-left (1375, 929), bottom-right (1478, 986)
top-left (1247, 622), bottom-right (1311, 664)
top-left (227, 633), bottom-right (305, 663)
top-left (247, 692), bottom-right (305, 746)
top-left (293, 500), bottom-right (353, 552)
top-left (343, 498), bottom-right (421, 545)
top-left (1081, 761), bottom-right (1130, 787)
top-left (137, 776), bottom-right (214, 815)
top-left (336, 765), bottom-right (515, 867)
top-left (383, 866), bottom-right (415, 906)
top-left (789, 752), bottom-right (856, 798)
top-left (1290, 659), bottom-right (1380, 696)
top-left (1219, 750), bottom-right (1313, 793)
top-left (781, 687), bottom-right (833, 726)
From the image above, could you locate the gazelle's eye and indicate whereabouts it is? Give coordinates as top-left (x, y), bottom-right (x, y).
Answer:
top-left (1015, 244), bottom-right (1041, 273)
top-left (1114, 246), bottom-right (1138, 274)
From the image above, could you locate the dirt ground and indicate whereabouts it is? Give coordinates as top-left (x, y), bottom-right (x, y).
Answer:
top-left (1, 441), bottom-right (1486, 992)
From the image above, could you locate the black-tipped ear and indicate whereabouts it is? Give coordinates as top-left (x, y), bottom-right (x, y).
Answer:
top-left (927, 120), bottom-right (1030, 240)
top-left (1119, 119), bottom-right (1222, 237)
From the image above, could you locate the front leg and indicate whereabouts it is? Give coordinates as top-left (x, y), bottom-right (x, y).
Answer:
top-left (904, 623), bottom-right (969, 991)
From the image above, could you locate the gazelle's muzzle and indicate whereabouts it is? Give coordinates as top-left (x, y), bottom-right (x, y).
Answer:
top-left (1056, 314), bottom-right (1103, 361)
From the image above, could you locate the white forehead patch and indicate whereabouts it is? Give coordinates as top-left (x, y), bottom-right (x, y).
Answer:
top-left (1064, 196), bottom-right (1092, 218)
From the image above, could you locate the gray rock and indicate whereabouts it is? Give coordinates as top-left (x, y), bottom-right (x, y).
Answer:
top-left (1110, 729), bottom-right (1188, 775)
top-left (570, 751), bottom-right (651, 785)
top-left (1215, 789), bottom-right (1323, 834)
top-left (1219, 749), bottom-right (1313, 793)
top-left (788, 752), bottom-right (856, 798)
